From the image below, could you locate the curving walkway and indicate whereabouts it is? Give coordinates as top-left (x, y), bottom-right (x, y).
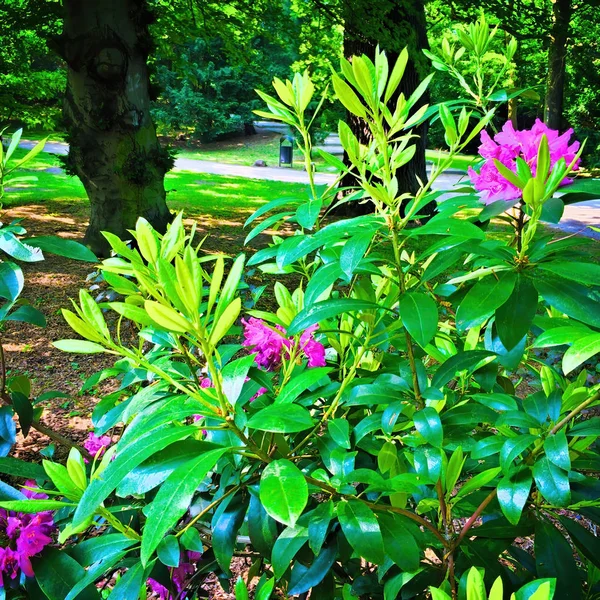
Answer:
top-left (18, 139), bottom-right (600, 239)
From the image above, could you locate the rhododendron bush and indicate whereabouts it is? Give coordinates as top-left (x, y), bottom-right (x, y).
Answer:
top-left (2, 19), bottom-right (600, 600)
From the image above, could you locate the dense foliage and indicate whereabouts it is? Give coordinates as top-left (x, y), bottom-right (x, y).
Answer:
top-left (2, 37), bottom-right (600, 599)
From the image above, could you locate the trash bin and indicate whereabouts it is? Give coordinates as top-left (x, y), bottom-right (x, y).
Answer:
top-left (279, 135), bottom-right (294, 167)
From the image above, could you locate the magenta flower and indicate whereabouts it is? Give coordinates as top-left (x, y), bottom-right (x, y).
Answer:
top-left (241, 317), bottom-right (290, 370)
top-left (250, 387), bottom-right (268, 402)
top-left (469, 119), bottom-right (581, 203)
top-left (147, 551), bottom-right (202, 599)
top-left (242, 317), bottom-right (326, 370)
top-left (300, 325), bottom-right (327, 367)
top-left (83, 432), bottom-right (112, 463)
top-left (0, 482), bottom-right (54, 587)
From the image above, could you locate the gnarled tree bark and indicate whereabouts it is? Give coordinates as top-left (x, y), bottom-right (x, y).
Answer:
top-left (544, 0), bottom-right (571, 129)
top-left (335, 0), bottom-right (433, 219)
top-left (52, 0), bottom-right (172, 256)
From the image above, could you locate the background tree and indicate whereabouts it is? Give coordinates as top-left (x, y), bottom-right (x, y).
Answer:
top-left (51, 0), bottom-right (173, 256)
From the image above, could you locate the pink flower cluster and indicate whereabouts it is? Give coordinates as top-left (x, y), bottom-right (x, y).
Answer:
top-left (147, 551), bottom-right (202, 599)
top-left (83, 432), bottom-right (112, 464)
top-left (468, 119), bottom-right (581, 203)
top-left (0, 482), bottom-right (54, 588)
top-left (241, 318), bottom-right (326, 371)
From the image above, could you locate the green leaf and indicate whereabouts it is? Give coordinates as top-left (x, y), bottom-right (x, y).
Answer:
top-left (33, 549), bottom-right (99, 600)
top-left (248, 491), bottom-right (278, 558)
top-left (413, 407), bottom-right (443, 448)
top-left (515, 580), bottom-right (557, 600)
top-left (563, 333), bottom-right (600, 375)
top-left (535, 520), bottom-right (581, 600)
top-left (73, 426), bottom-right (192, 528)
top-left (495, 275), bottom-right (538, 351)
top-left (532, 457), bottom-right (570, 506)
top-left (235, 577), bottom-right (250, 600)
top-left (340, 232), bottom-right (372, 279)
top-left (456, 467), bottom-right (501, 499)
top-left (567, 417), bottom-right (600, 437)
top-left (534, 274), bottom-right (600, 329)
top-left (308, 500), bottom-right (334, 555)
top-left (328, 419), bottom-right (350, 449)
top-left (431, 350), bottom-right (495, 389)
top-left (288, 542), bottom-right (337, 596)
top-left (70, 534), bottom-right (136, 567)
top-left (500, 435), bottom-right (537, 473)
top-left (52, 340), bottom-right (107, 354)
top-left (157, 535), bottom-right (180, 567)
top-left (212, 494), bottom-right (247, 576)
top-left (0, 499), bottom-right (75, 512)
top-left (332, 73), bottom-right (367, 118)
top-left (260, 459), bottom-right (308, 528)
top-left (497, 470), bottom-right (532, 525)
top-left (245, 197), bottom-right (298, 228)
top-left (379, 513), bottom-right (420, 572)
top-left (180, 527), bottom-right (204, 553)
top-left (222, 354), bottom-right (256, 407)
top-left (276, 367), bottom-right (331, 405)
top-left (400, 292), bottom-right (438, 347)
top-left (209, 297), bottom-right (241, 344)
top-left (543, 431), bottom-right (571, 471)
top-left (11, 391), bottom-right (33, 437)
top-left (6, 304), bottom-right (46, 327)
top-left (255, 577), bottom-right (276, 600)
top-left (296, 199), bottom-right (323, 230)
top-left (456, 271), bottom-right (517, 333)
top-left (287, 298), bottom-right (384, 336)
top-left (408, 217), bottom-right (485, 239)
top-left (24, 237), bottom-right (97, 262)
top-left (538, 261), bottom-right (600, 286)
top-left (337, 500), bottom-right (385, 564)
top-left (0, 261), bottom-right (23, 302)
top-left (559, 515), bottom-right (600, 569)
top-left (0, 456), bottom-right (45, 480)
top-left (107, 561), bottom-right (150, 599)
top-left (272, 524), bottom-right (309, 579)
top-left (247, 404), bottom-right (315, 433)
top-left (141, 447), bottom-right (228, 564)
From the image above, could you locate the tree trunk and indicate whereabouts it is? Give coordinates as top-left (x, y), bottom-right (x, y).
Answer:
top-left (53, 0), bottom-right (172, 256)
top-left (544, 0), bottom-right (571, 130)
top-left (335, 0), bottom-right (433, 219)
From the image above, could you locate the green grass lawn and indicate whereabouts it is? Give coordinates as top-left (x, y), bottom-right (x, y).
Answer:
top-left (3, 147), bottom-right (317, 239)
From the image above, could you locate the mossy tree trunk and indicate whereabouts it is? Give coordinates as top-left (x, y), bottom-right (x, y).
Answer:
top-left (544, 0), bottom-right (571, 130)
top-left (53, 0), bottom-right (172, 256)
top-left (335, 0), bottom-right (433, 219)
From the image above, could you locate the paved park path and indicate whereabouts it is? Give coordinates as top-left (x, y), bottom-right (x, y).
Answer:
top-left (20, 139), bottom-right (600, 238)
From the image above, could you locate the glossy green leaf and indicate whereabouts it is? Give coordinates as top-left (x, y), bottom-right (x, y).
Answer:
top-left (328, 419), bottom-right (351, 449)
top-left (70, 534), bottom-right (136, 567)
top-left (563, 333), bottom-right (600, 375)
top-left (248, 491), bottom-right (278, 558)
top-left (533, 457), bottom-right (570, 506)
top-left (287, 298), bottom-right (384, 336)
top-left (559, 515), bottom-right (600, 569)
top-left (456, 271), bottom-right (516, 333)
top-left (107, 561), bottom-right (149, 599)
top-left (33, 549), bottom-right (99, 600)
top-left (272, 525), bottom-right (309, 579)
top-left (500, 435), bottom-right (537, 473)
top-left (413, 407), bottom-right (443, 448)
top-left (543, 431), bottom-right (571, 471)
top-left (222, 354), bottom-right (256, 407)
top-left (260, 459), bottom-right (307, 527)
top-left (456, 467), bottom-right (501, 499)
top-left (247, 404), bottom-right (315, 433)
top-left (495, 275), bottom-right (537, 350)
top-left (141, 447), bottom-right (228, 564)
top-left (0, 261), bottom-right (23, 302)
top-left (497, 470), bottom-right (532, 525)
top-left (400, 292), bottom-right (438, 347)
top-left (212, 494), bottom-right (247, 576)
top-left (73, 426), bottom-right (192, 528)
top-left (431, 351), bottom-right (495, 389)
top-left (534, 274), bottom-right (600, 329)
top-left (24, 237), bottom-right (97, 263)
top-left (276, 367), bottom-right (331, 405)
top-left (340, 232), bottom-right (372, 279)
top-left (157, 535), bottom-right (180, 567)
top-left (379, 513), bottom-right (420, 572)
top-left (308, 500), bottom-right (334, 555)
top-left (288, 541), bottom-right (337, 596)
top-left (52, 340), bottom-right (107, 354)
top-left (337, 500), bottom-right (384, 564)
top-left (535, 520), bottom-right (581, 600)
top-left (0, 456), bottom-right (45, 480)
